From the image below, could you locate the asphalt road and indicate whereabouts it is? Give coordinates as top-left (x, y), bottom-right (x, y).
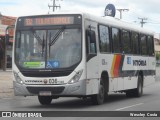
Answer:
top-left (0, 80), bottom-right (160, 111)
top-left (0, 81), bottom-right (160, 119)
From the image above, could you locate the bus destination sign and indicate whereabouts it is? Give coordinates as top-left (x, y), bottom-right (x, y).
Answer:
top-left (24, 16), bottom-right (74, 26)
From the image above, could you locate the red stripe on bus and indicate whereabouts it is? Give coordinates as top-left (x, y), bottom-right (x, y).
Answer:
top-left (113, 55), bottom-right (121, 77)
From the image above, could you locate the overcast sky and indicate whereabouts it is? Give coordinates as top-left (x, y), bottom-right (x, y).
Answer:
top-left (0, 0), bottom-right (160, 36)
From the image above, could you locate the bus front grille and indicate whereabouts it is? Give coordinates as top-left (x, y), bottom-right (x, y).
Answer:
top-left (26, 86), bottom-right (65, 94)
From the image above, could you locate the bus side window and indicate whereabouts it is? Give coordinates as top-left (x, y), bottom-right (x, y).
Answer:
top-left (99, 25), bottom-right (110, 53)
top-left (122, 30), bottom-right (131, 54)
top-left (140, 34), bottom-right (148, 55)
top-left (112, 28), bottom-right (121, 53)
top-left (131, 32), bottom-right (139, 55)
top-left (148, 36), bottom-right (154, 56)
top-left (86, 30), bottom-right (97, 61)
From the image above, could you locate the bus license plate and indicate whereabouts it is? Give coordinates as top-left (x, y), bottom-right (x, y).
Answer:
top-left (39, 91), bottom-right (52, 96)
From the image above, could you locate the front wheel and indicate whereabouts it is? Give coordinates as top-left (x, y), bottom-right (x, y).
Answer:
top-left (38, 96), bottom-right (52, 105)
top-left (91, 84), bottom-right (105, 105)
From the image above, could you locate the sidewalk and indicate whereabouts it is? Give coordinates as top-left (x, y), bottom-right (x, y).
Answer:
top-left (0, 70), bottom-right (14, 98)
top-left (156, 67), bottom-right (160, 81)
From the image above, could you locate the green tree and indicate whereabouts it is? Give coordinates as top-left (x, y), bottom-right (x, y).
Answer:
top-left (156, 53), bottom-right (160, 60)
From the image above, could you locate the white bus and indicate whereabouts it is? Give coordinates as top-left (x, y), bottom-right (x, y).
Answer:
top-left (12, 12), bottom-right (156, 105)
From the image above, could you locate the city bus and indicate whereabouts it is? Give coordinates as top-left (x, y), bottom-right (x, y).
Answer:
top-left (12, 12), bottom-right (156, 105)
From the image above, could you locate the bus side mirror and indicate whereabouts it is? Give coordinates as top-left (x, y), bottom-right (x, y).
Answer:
top-left (86, 30), bottom-right (97, 61)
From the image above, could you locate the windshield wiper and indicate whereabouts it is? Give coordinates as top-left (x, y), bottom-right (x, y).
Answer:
top-left (31, 30), bottom-right (46, 57)
top-left (32, 31), bottom-right (43, 45)
top-left (49, 26), bottom-right (65, 46)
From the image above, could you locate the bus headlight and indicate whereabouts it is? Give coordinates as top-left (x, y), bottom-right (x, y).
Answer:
top-left (68, 70), bottom-right (83, 84)
top-left (13, 71), bottom-right (24, 84)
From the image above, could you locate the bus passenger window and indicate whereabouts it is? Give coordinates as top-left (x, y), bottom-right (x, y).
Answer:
top-left (112, 28), bottom-right (121, 53)
top-left (131, 32), bottom-right (139, 55)
top-left (99, 25), bottom-right (110, 53)
top-left (122, 30), bottom-right (131, 54)
top-left (148, 36), bottom-right (154, 56)
top-left (140, 34), bottom-right (147, 55)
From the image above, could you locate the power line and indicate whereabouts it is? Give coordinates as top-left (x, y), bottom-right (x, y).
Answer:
top-left (147, 18), bottom-right (160, 24)
top-left (128, 11), bottom-right (160, 25)
top-left (147, 21), bottom-right (160, 25)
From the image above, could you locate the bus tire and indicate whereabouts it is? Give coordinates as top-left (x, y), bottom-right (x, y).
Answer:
top-left (91, 82), bottom-right (105, 105)
top-left (126, 75), bottom-right (143, 97)
top-left (38, 96), bottom-right (52, 105)
top-left (134, 75), bottom-right (143, 97)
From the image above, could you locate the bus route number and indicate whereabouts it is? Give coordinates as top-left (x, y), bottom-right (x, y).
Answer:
top-left (25, 19), bottom-right (33, 26)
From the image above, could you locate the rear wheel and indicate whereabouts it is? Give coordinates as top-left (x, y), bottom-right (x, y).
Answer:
top-left (38, 96), bottom-right (52, 105)
top-left (134, 75), bottom-right (143, 97)
top-left (126, 75), bottom-right (143, 97)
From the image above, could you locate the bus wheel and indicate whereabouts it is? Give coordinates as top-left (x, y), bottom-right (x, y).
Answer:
top-left (91, 83), bottom-right (105, 105)
top-left (38, 96), bottom-right (52, 105)
top-left (134, 75), bottom-right (143, 97)
top-left (126, 75), bottom-right (143, 97)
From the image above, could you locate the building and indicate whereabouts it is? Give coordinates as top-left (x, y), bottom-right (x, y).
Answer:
top-left (0, 13), bottom-right (16, 70)
top-left (154, 33), bottom-right (160, 54)
top-left (155, 38), bottom-right (160, 54)
top-left (154, 38), bottom-right (160, 65)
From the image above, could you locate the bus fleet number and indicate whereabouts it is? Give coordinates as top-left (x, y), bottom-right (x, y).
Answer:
top-left (49, 79), bottom-right (64, 84)
top-left (49, 79), bottom-right (57, 84)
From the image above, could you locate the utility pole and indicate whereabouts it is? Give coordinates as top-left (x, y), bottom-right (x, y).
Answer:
top-left (48, 0), bottom-right (63, 12)
top-left (116, 9), bottom-right (129, 19)
top-left (138, 17), bottom-right (147, 27)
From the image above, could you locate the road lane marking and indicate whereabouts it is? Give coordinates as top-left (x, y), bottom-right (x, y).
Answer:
top-left (116, 103), bottom-right (144, 111)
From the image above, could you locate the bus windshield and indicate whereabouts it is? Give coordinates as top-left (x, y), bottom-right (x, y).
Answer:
top-left (15, 27), bottom-right (82, 69)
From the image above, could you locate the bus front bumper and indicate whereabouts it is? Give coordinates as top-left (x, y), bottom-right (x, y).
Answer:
top-left (13, 80), bottom-right (86, 97)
